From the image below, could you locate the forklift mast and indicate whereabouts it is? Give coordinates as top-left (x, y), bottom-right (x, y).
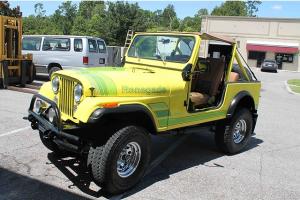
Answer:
top-left (0, 2), bottom-right (34, 88)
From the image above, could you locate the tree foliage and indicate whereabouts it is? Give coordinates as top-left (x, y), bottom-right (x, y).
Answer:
top-left (22, 1), bottom-right (261, 46)
top-left (211, 0), bottom-right (261, 17)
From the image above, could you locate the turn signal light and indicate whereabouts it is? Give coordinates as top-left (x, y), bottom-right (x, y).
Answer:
top-left (102, 102), bottom-right (119, 108)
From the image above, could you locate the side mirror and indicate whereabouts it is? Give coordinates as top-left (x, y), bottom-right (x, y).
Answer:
top-left (182, 63), bottom-right (192, 81)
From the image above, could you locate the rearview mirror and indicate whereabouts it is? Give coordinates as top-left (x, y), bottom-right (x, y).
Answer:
top-left (182, 64), bottom-right (192, 81)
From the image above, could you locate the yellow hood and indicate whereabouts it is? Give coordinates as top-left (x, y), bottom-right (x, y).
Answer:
top-left (54, 67), bottom-right (181, 97)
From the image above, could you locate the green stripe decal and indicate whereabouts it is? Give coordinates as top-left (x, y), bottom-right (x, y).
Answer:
top-left (168, 111), bottom-right (227, 126)
top-left (155, 110), bottom-right (169, 118)
top-left (158, 118), bottom-right (168, 127)
top-left (74, 70), bottom-right (117, 96)
top-left (148, 102), bottom-right (169, 111)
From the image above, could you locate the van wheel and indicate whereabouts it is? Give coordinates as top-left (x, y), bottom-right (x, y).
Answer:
top-left (215, 108), bottom-right (253, 154)
top-left (49, 67), bottom-right (61, 78)
top-left (90, 126), bottom-right (151, 194)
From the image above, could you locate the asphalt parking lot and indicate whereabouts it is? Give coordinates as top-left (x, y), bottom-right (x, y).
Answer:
top-left (0, 69), bottom-right (300, 200)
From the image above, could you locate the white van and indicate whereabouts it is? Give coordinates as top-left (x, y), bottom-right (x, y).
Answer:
top-left (22, 35), bottom-right (108, 77)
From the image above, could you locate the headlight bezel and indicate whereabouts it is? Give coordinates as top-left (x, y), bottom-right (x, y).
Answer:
top-left (52, 76), bottom-right (60, 94)
top-left (74, 83), bottom-right (83, 103)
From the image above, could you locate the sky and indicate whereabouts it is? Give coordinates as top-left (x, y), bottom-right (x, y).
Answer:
top-left (8, 1), bottom-right (300, 19)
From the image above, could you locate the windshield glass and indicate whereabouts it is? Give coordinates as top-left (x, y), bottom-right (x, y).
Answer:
top-left (127, 35), bottom-right (195, 63)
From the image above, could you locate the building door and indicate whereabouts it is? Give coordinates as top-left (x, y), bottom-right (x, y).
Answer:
top-left (248, 51), bottom-right (266, 67)
top-left (275, 54), bottom-right (283, 69)
top-left (256, 52), bottom-right (266, 68)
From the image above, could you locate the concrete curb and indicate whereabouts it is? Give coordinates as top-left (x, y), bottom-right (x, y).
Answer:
top-left (254, 68), bottom-right (300, 73)
top-left (284, 81), bottom-right (300, 95)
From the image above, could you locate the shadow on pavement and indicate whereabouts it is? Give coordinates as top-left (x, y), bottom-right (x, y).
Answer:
top-left (46, 131), bottom-right (263, 199)
top-left (0, 167), bottom-right (90, 200)
top-left (123, 131), bottom-right (263, 198)
top-left (47, 153), bottom-right (106, 199)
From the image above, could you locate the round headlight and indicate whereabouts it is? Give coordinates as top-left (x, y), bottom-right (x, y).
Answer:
top-left (52, 76), bottom-right (59, 93)
top-left (47, 107), bottom-right (56, 123)
top-left (74, 84), bottom-right (83, 103)
top-left (34, 100), bottom-right (43, 114)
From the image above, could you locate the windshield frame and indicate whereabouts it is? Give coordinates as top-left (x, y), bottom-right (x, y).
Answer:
top-left (126, 34), bottom-right (197, 64)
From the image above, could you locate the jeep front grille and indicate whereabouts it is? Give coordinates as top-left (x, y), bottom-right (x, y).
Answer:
top-left (58, 78), bottom-right (75, 117)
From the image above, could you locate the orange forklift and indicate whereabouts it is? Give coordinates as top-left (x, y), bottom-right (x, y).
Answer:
top-left (0, 1), bottom-right (35, 89)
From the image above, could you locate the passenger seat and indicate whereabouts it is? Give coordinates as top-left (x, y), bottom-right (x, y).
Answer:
top-left (190, 58), bottom-right (226, 106)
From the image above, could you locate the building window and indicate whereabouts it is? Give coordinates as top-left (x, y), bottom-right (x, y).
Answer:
top-left (248, 51), bottom-right (266, 60)
top-left (275, 53), bottom-right (293, 63)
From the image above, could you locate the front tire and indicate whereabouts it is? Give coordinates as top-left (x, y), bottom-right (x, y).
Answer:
top-left (215, 108), bottom-right (253, 154)
top-left (90, 126), bottom-right (151, 194)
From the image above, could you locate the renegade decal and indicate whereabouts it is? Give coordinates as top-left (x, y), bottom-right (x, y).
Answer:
top-left (122, 86), bottom-right (167, 95)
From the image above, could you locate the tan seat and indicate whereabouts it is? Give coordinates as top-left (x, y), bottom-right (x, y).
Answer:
top-left (190, 92), bottom-right (210, 106)
top-left (229, 72), bottom-right (240, 82)
top-left (190, 58), bottom-right (226, 106)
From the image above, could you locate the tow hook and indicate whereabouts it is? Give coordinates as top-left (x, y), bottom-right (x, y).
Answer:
top-left (31, 121), bottom-right (38, 130)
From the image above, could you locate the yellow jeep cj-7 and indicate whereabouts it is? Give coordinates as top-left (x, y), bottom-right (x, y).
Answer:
top-left (27, 32), bottom-right (261, 194)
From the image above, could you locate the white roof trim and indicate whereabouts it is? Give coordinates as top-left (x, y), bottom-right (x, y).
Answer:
top-left (209, 40), bottom-right (231, 46)
top-left (247, 40), bottom-right (299, 48)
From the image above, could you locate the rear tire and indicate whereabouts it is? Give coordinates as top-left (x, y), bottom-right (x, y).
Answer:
top-left (49, 66), bottom-right (61, 79)
top-left (90, 126), bottom-right (151, 194)
top-left (215, 108), bottom-right (253, 154)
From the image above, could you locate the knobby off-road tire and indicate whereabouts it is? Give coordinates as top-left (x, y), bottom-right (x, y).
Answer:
top-left (215, 108), bottom-right (253, 154)
top-left (90, 126), bottom-right (151, 194)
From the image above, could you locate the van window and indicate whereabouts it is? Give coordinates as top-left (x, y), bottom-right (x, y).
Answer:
top-left (42, 38), bottom-right (70, 51)
top-left (22, 37), bottom-right (42, 51)
top-left (74, 39), bottom-right (83, 52)
top-left (88, 39), bottom-right (97, 53)
top-left (97, 40), bottom-right (106, 53)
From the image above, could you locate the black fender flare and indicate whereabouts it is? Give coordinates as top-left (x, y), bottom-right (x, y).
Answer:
top-left (87, 104), bottom-right (157, 133)
top-left (226, 91), bottom-right (256, 118)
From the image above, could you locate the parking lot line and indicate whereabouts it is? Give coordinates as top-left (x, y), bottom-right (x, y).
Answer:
top-left (146, 134), bottom-right (190, 175)
top-left (0, 126), bottom-right (31, 138)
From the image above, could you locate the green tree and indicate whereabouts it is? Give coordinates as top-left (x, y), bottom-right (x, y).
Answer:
top-left (196, 8), bottom-right (209, 17)
top-left (34, 2), bottom-right (45, 17)
top-left (211, 1), bottom-right (248, 16)
top-left (72, 1), bottom-right (105, 36)
top-left (179, 8), bottom-right (208, 32)
top-left (162, 4), bottom-right (177, 30)
top-left (52, 1), bottom-right (77, 35)
top-left (100, 1), bottom-right (151, 45)
top-left (246, 1), bottom-right (262, 17)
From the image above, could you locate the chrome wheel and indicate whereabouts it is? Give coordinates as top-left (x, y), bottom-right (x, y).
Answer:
top-left (233, 119), bottom-right (247, 144)
top-left (117, 142), bottom-right (141, 178)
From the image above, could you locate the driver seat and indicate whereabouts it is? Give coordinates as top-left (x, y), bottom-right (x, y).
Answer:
top-left (190, 58), bottom-right (226, 106)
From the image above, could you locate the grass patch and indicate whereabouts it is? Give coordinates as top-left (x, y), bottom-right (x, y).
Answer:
top-left (287, 79), bottom-right (300, 86)
top-left (290, 86), bottom-right (300, 94)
